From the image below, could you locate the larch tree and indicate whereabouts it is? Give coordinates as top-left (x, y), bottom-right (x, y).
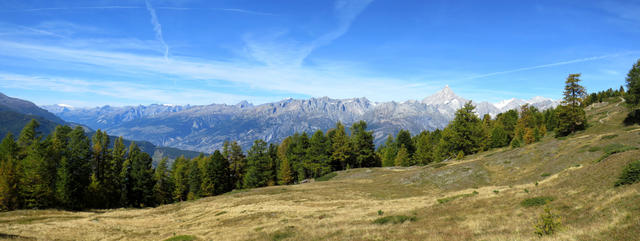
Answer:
top-left (624, 59), bottom-right (640, 106)
top-left (556, 74), bottom-right (587, 136)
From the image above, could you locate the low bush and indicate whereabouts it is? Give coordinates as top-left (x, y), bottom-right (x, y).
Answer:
top-left (164, 235), bottom-right (197, 241)
top-left (623, 109), bottom-right (640, 126)
top-left (437, 191), bottom-right (478, 204)
top-left (600, 134), bottom-right (618, 140)
top-left (614, 160), bottom-right (640, 187)
top-left (315, 172), bottom-right (337, 182)
top-left (540, 173), bottom-right (551, 177)
top-left (534, 206), bottom-right (562, 236)
top-left (521, 196), bottom-right (555, 207)
top-left (596, 144), bottom-right (638, 162)
top-left (588, 146), bottom-right (601, 152)
top-left (373, 215), bottom-right (417, 225)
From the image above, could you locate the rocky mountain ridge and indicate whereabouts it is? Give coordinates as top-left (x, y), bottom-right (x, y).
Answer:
top-left (43, 87), bottom-right (560, 152)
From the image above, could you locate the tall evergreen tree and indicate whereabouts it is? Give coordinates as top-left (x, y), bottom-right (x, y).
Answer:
top-left (17, 119), bottom-right (39, 152)
top-left (307, 130), bottom-right (331, 178)
top-left (153, 158), bottom-right (173, 205)
top-left (350, 121), bottom-right (378, 168)
top-left (413, 131), bottom-right (434, 165)
top-left (624, 59), bottom-right (640, 106)
top-left (556, 74), bottom-right (587, 136)
top-left (170, 156), bottom-right (189, 201)
top-left (394, 145), bottom-right (411, 167)
top-left (187, 157), bottom-right (202, 200)
top-left (206, 150), bottom-right (232, 195)
top-left (380, 134), bottom-right (397, 167)
top-left (0, 133), bottom-right (20, 210)
top-left (105, 136), bottom-right (125, 208)
top-left (243, 139), bottom-right (272, 188)
top-left (128, 143), bottom-right (155, 207)
top-left (277, 157), bottom-right (294, 185)
top-left (396, 130), bottom-right (415, 158)
top-left (439, 102), bottom-right (486, 157)
top-left (223, 141), bottom-right (245, 189)
top-left (330, 122), bottom-right (351, 171)
top-left (57, 127), bottom-right (91, 209)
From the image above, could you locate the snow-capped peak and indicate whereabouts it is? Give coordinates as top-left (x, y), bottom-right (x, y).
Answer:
top-left (57, 104), bottom-right (74, 108)
top-left (494, 98), bottom-right (518, 109)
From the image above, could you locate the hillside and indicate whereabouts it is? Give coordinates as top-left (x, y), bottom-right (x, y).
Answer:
top-left (0, 98), bottom-right (638, 241)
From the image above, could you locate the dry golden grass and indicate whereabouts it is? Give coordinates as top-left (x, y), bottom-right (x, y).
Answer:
top-left (1, 98), bottom-right (639, 240)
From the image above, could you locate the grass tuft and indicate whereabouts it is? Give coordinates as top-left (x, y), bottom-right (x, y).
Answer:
top-left (373, 215), bottom-right (417, 225)
top-left (614, 160), bottom-right (640, 187)
top-left (437, 191), bottom-right (478, 204)
top-left (600, 134), bottom-right (618, 140)
top-left (315, 172), bottom-right (337, 182)
top-left (596, 144), bottom-right (638, 162)
top-left (164, 235), bottom-right (197, 241)
top-left (521, 196), bottom-right (555, 207)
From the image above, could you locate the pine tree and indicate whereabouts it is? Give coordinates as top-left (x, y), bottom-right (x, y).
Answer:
top-left (17, 119), bottom-right (39, 151)
top-left (439, 102), bottom-right (486, 157)
top-left (556, 74), bottom-right (587, 136)
top-left (267, 144), bottom-right (279, 186)
top-left (171, 156), bottom-right (189, 201)
top-left (277, 157), bottom-right (294, 185)
top-left (128, 143), bottom-right (155, 207)
top-left (413, 132), bottom-right (433, 165)
top-left (187, 158), bottom-right (202, 200)
top-left (489, 124), bottom-right (509, 148)
top-left (624, 59), bottom-right (640, 106)
top-left (0, 133), bottom-right (19, 210)
top-left (380, 134), bottom-right (397, 167)
top-left (396, 130), bottom-right (415, 158)
top-left (57, 126), bottom-right (91, 209)
top-left (350, 121), bottom-right (378, 168)
top-left (394, 145), bottom-right (411, 167)
top-left (223, 141), bottom-right (245, 189)
top-left (211, 150), bottom-right (232, 195)
top-left (86, 173), bottom-right (105, 208)
top-left (330, 122), bottom-right (352, 171)
top-left (243, 139), bottom-right (272, 188)
top-left (105, 137), bottom-right (125, 208)
top-left (153, 158), bottom-right (173, 205)
top-left (307, 130), bottom-right (331, 178)
top-left (18, 120), bottom-right (56, 209)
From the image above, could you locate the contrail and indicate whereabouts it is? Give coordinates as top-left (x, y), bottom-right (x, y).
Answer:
top-left (467, 51), bottom-right (638, 79)
top-left (145, 0), bottom-right (169, 61)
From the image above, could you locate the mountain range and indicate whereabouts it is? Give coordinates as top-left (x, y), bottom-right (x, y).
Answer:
top-left (42, 86), bottom-right (560, 153)
top-left (0, 92), bottom-right (202, 163)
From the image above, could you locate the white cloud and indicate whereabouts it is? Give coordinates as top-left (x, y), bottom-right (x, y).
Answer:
top-left (244, 0), bottom-right (373, 67)
top-left (145, 0), bottom-right (170, 61)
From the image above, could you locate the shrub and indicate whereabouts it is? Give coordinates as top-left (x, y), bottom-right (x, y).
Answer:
top-left (164, 235), bottom-right (196, 241)
top-left (271, 226), bottom-right (296, 241)
top-left (521, 196), bottom-right (555, 207)
top-left (614, 160), bottom-right (640, 187)
top-left (315, 172), bottom-right (337, 182)
top-left (534, 206), bottom-right (562, 236)
top-left (373, 215), bottom-right (417, 225)
top-left (377, 210), bottom-right (384, 216)
top-left (596, 144), bottom-right (639, 162)
top-left (437, 191), bottom-right (478, 204)
top-left (588, 146), bottom-right (601, 152)
top-left (600, 134), bottom-right (618, 140)
top-left (540, 173), bottom-right (551, 177)
top-left (524, 189), bottom-right (529, 193)
top-left (493, 190), bottom-right (499, 194)
top-left (623, 109), bottom-right (640, 126)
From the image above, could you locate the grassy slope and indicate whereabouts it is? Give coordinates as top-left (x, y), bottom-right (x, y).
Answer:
top-left (1, 98), bottom-right (639, 241)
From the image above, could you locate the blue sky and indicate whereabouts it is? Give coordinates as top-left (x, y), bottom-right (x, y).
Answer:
top-left (0, 0), bottom-right (638, 107)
